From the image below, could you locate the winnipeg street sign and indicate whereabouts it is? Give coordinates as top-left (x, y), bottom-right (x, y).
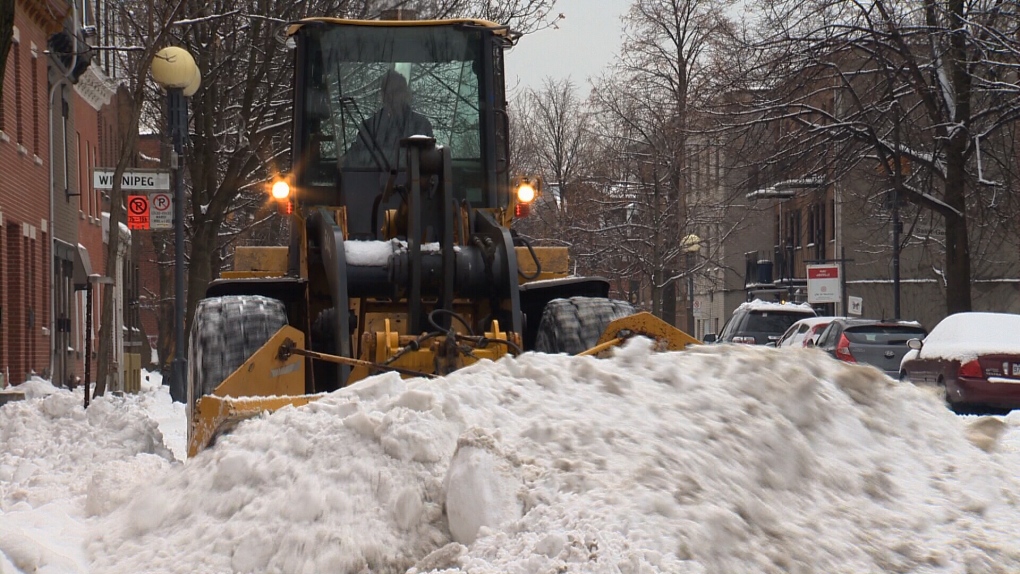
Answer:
top-left (93, 169), bottom-right (170, 191)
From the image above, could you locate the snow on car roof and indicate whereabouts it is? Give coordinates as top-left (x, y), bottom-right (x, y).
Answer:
top-left (735, 299), bottom-right (816, 314)
top-left (921, 312), bottom-right (1020, 361)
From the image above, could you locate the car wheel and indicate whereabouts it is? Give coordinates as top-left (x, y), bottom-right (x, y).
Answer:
top-left (899, 370), bottom-right (909, 383)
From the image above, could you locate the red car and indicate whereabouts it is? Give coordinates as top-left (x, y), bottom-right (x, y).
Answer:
top-left (900, 312), bottom-right (1020, 412)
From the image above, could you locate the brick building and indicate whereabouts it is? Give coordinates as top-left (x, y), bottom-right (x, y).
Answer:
top-left (0, 0), bottom-right (58, 386)
top-left (2, 0), bottom-right (134, 388)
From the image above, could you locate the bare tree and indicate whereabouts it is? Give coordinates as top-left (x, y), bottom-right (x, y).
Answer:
top-left (735, 0), bottom-right (1020, 314)
top-left (93, 0), bottom-right (188, 397)
top-left (511, 77), bottom-right (599, 254)
top-left (589, 0), bottom-right (736, 323)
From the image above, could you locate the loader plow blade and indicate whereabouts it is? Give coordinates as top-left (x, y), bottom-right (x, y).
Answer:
top-left (581, 312), bottom-right (701, 356)
top-left (188, 326), bottom-right (317, 457)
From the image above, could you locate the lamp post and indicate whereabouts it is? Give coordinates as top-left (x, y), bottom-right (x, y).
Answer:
top-left (151, 47), bottom-right (201, 403)
top-left (681, 234), bottom-right (702, 336)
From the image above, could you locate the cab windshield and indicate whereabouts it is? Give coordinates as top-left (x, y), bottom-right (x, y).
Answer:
top-left (299, 23), bottom-right (490, 206)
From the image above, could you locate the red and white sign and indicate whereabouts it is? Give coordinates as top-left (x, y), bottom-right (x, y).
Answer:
top-left (127, 194), bottom-right (150, 230)
top-left (806, 264), bottom-right (841, 304)
top-left (149, 192), bottom-right (173, 230)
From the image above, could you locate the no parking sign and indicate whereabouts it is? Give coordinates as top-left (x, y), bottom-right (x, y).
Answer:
top-left (150, 192), bottom-right (173, 230)
top-left (127, 195), bottom-right (149, 230)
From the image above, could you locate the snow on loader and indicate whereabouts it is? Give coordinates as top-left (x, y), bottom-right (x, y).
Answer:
top-left (186, 14), bottom-right (698, 457)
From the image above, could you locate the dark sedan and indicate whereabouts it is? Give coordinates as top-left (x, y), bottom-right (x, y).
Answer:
top-left (814, 318), bottom-right (927, 377)
top-left (900, 312), bottom-right (1020, 412)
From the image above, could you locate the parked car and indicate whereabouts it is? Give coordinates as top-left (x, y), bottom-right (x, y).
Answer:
top-left (814, 318), bottom-right (927, 377)
top-left (712, 300), bottom-right (817, 345)
top-left (899, 312), bottom-right (1020, 412)
top-left (776, 316), bottom-right (843, 348)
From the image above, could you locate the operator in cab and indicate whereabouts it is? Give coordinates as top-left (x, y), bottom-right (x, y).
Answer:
top-left (343, 70), bottom-right (434, 170)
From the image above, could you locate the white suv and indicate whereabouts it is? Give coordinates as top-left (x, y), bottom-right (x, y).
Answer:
top-left (713, 300), bottom-right (817, 345)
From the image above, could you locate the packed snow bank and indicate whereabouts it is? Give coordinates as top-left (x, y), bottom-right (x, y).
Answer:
top-left (0, 380), bottom-right (175, 572)
top-left (85, 342), bottom-right (1020, 573)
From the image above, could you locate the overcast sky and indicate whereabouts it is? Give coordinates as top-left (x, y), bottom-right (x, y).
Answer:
top-left (505, 0), bottom-right (630, 93)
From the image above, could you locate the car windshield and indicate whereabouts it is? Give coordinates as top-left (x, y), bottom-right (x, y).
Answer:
top-left (745, 312), bottom-right (810, 333)
top-left (844, 325), bottom-right (927, 344)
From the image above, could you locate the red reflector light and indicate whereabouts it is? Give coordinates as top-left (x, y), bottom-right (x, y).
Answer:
top-left (958, 359), bottom-right (982, 378)
top-left (835, 334), bottom-right (856, 362)
top-left (515, 203), bottom-right (530, 217)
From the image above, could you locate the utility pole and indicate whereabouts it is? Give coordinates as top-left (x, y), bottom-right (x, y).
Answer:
top-left (890, 101), bottom-right (904, 320)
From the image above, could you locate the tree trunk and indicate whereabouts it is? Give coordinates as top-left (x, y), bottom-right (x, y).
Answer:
top-left (95, 183), bottom-right (128, 398)
top-left (943, 144), bottom-right (971, 314)
top-left (943, 0), bottom-right (972, 314)
top-left (650, 269), bottom-right (663, 318)
top-left (661, 279), bottom-right (677, 327)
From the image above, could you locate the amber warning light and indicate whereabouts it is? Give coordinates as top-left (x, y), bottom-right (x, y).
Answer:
top-left (268, 177), bottom-right (294, 215)
top-left (271, 180), bottom-right (291, 200)
top-left (513, 176), bottom-right (541, 218)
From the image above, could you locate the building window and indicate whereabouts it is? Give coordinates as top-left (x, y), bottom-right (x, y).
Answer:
top-left (816, 203), bottom-right (826, 250)
top-left (32, 51), bottom-right (39, 155)
top-left (829, 198), bottom-right (836, 241)
top-left (14, 41), bottom-right (22, 142)
top-left (0, 64), bottom-right (5, 131)
top-left (77, 132), bottom-right (84, 214)
top-left (807, 208), bottom-right (816, 245)
top-left (92, 143), bottom-right (100, 215)
top-left (787, 210), bottom-right (801, 248)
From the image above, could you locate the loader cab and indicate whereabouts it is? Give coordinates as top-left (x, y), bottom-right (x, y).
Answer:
top-left (288, 18), bottom-right (514, 238)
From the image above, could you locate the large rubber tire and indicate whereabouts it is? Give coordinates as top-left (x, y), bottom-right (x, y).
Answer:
top-left (534, 297), bottom-right (637, 355)
top-left (188, 295), bottom-right (288, 403)
top-left (311, 307), bottom-right (340, 393)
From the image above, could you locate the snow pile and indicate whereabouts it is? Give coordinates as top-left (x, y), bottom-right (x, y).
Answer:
top-left (0, 381), bottom-right (174, 510)
top-left (86, 342), bottom-right (1020, 573)
top-left (0, 380), bottom-right (175, 573)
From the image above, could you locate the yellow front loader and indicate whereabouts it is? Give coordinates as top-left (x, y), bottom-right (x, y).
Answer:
top-left (186, 15), bottom-right (698, 457)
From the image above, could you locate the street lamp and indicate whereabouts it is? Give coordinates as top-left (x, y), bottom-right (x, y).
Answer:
top-left (151, 47), bottom-right (201, 403)
top-left (681, 234), bottom-right (702, 336)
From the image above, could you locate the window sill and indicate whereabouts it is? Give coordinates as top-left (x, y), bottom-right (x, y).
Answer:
top-left (16, 144), bottom-right (27, 156)
top-left (0, 131), bottom-right (8, 143)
